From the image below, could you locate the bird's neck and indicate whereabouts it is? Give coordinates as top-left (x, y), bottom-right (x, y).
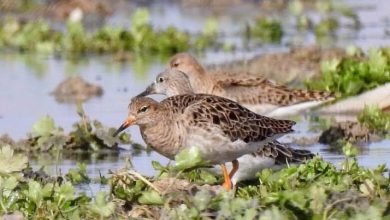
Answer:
top-left (167, 82), bottom-right (194, 96)
top-left (139, 112), bottom-right (183, 159)
top-left (188, 67), bottom-right (213, 93)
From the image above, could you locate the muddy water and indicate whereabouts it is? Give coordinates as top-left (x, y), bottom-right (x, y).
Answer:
top-left (0, 0), bottom-right (389, 194)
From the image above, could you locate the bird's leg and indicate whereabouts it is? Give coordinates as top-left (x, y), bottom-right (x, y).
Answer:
top-left (221, 164), bottom-right (232, 190)
top-left (229, 159), bottom-right (239, 179)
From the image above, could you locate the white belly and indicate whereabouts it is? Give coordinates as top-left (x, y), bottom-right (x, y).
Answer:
top-left (266, 100), bottom-right (326, 118)
top-left (207, 154), bottom-right (285, 184)
top-left (243, 103), bottom-right (279, 115)
top-left (231, 154), bottom-right (283, 184)
top-left (184, 128), bottom-right (271, 164)
top-left (244, 100), bottom-right (328, 118)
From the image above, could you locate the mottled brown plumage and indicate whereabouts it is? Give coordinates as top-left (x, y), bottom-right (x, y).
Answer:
top-left (168, 53), bottom-right (334, 116)
top-left (136, 69), bottom-right (315, 184)
top-left (127, 94), bottom-right (295, 161)
top-left (115, 94), bottom-right (297, 188)
top-left (254, 141), bottom-right (314, 165)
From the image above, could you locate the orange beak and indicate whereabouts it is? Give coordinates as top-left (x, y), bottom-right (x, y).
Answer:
top-left (113, 116), bottom-right (136, 137)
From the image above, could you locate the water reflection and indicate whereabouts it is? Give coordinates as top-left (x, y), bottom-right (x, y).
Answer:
top-left (0, 0), bottom-right (389, 197)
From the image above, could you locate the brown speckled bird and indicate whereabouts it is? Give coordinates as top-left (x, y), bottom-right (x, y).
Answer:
top-left (137, 69), bottom-right (314, 185)
top-left (114, 94), bottom-right (296, 189)
top-left (167, 53), bottom-right (334, 117)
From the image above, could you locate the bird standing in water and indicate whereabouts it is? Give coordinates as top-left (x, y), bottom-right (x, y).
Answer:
top-left (137, 69), bottom-right (314, 185)
top-left (114, 94), bottom-right (296, 189)
top-left (167, 53), bottom-right (334, 117)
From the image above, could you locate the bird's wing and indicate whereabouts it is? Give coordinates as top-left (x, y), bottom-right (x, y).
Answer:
top-left (210, 72), bottom-right (334, 106)
top-left (178, 94), bottom-right (295, 143)
top-left (255, 140), bottom-right (315, 164)
top-left (211, 70), bottom-right (272, 86)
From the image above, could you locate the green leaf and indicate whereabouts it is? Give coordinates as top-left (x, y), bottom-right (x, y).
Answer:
top-left (173, 147), bottom-right (210, 171)
top-left (259, 206), bottom-right (289, 220)
top-left (31, 116), bottom-right (55, 137)
top-left (203, 18), bottom-right (219, 36)
top-left (65, 163), bottom-right (90, 184)
top-left (95, 127), bottom-right (118, 147)
top-left (3, 176), bottom-right (18, 190)
top-left (193, 189), bottom-right (212, 211)
top-left (27, 181), bottom-right (42, 205)
top-left (89, 191), bottom-right (115, 217)
top-left (151, 160), bottom-right (166, 171)
top-left (41, 183), bottom-right (54, 198)
top-left (138, 190), bottom-right (164, 205)
top-left (57, 182), bottom-right (75, 202)
top-left (344, 78), bottom-right (364, 95)
top-left (342, 142), bottom-right (359, 157)
top-left (199, 170), bottom-right (218, 184)
top-left (250, 18), bottom-right (283, 43)
top-left (0, 145), bottom-right (28, 174)
top-left (131, 8), bottom-right (150, 31)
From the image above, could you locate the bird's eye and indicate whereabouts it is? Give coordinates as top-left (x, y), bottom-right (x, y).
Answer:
top-left (138, 106), bottom-right (149, 113)
top-left (158, 77), bottom-right (164, 83)
top-left (173, 62), bottom-right (179, 67)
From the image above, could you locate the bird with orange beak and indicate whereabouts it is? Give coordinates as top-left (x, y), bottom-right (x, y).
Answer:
top-left (113, 94), bottom-right (296, 190)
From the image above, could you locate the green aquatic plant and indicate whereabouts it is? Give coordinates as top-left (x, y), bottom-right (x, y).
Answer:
top-left (2, 140), bottom-right (390, 219)
top-left (0, 18), bottom-right (60, 54)
top-left (164, 152), bottom-right (389, 219)
top-left (193, 17), bottom-right (220, 51)
top-left (152, 160), bottom-right (218, 185)
top-left (0, 8), bottom-right (218, 56)
top-left (0, 149), bottom-right (120, 219)
top-left (0, 176), bottom-right (113, 219)
top-left (173, 147), bottom-right (211, 171)
top-left (234, 147), bottom-right (390, 219)
top-left (88, 191), bottom-right (116, 218)
top-left (151, 147), bottom-right (218, 185)
top-left (358, 106), bottom-right (390, 137)
top-left (28, 116), bottom-right (67, 152)
top-left (314, 17), bottom-right (339, 36)
top-left (0, 145), bottom-right (28, 176)
top-left (6, 106), bottom-right (131, 152)
top-left (247, 18), bottom-right (283, 43)
top-left (67, 105), bottom-right (131, 151)
top-left (166, 190), bottom-right (260, 220)
top-left (65, 163), bottom-right (90, 184)
top-left (107, 141), bottom-right (390, 219)
top-left (288, 0), bottom-right (360, 35)
top-left (305, 48), bottom-right (390, 97)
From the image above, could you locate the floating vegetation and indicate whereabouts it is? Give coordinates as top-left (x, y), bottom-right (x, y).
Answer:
top-left (314, 17), bottom-right (339, 36)
top-left (0, 145), bottom-right (28, 175)
top-left (1, 139), bottom-right (390, 219)
top-left (0, 8), bottom-right (219, 56)
top-left (111, 144), bottom-right (390, 219)
top-left (0, 146), bottom-right (117, 219)
top-left (358, 106), bottom-right (390, 137)
top-left (235, 151), bottom-right (389, 219)
top-left (65, 162), bottom-right (91, 184)
top-left (3, 106), bottom-right (131, 153)
top-left (288, 0), bottom-right (360, 38)
top-left (246, 17), bottom-right (283, 43)
top-left (305, 48), bottom-right (390, 97)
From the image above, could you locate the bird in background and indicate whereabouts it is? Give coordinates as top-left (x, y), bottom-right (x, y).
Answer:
top-left (166, 53), bottom-right (334, 117)
top-left (135, 69), bottom-right (314, 187)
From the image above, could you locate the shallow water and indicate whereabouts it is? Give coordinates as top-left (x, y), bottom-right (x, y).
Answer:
top-left (0, 0), bottom-right (389, 194)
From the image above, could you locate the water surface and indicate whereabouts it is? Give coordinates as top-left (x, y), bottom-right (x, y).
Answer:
top-left (0, 0), bottom-right (389, 194)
